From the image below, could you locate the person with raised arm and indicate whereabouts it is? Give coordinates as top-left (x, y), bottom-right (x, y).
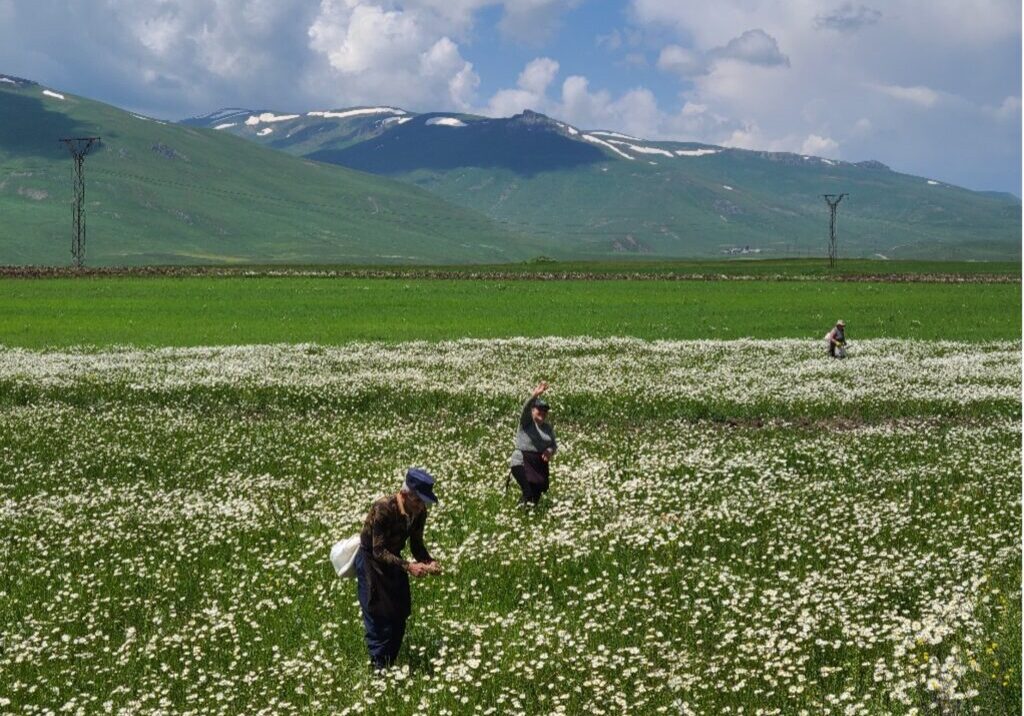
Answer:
top-left (508, 381), bottom-right (558, 507)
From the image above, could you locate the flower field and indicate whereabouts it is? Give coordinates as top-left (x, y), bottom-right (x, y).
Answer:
top-left (0, 339), bottom-right (1019, 715)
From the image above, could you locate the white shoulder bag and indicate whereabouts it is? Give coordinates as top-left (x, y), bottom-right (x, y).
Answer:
top-left (329, 534), bottom-right (361, 578)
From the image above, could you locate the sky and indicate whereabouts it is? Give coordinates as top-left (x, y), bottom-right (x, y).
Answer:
top-left (0, 0), bottom-right (1020, 194)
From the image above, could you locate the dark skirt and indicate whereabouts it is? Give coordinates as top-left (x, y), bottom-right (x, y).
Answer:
top-left (519, 450), bottom-right (550, 493)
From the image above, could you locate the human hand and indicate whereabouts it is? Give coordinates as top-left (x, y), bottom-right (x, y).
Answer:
top-left (532, 381), bottom-right (549, 398)
top-left (422, 561), bottom-right (442, 575)
top-left (407, 562), bottom-right (430, 578)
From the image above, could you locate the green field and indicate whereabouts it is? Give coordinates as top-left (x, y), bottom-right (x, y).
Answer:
top-left (0, 339), bottom-right (1019, 715)
top-left (0, 268), bottom-right (1020, 715)
top-left (0, 273), bottom-right (1018, 347)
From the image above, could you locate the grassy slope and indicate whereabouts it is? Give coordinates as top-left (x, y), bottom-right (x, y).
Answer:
top-left (0, 276), bottom-right (1017, 347)
top-left (400, 155), bottom-right (1021, 260)
top-left (0, 85), bottom-right (536, 265)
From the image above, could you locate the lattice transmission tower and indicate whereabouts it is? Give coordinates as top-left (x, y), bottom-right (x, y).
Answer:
top-left (59, 137), bottom-right (101, 268)
top-left (822, 193), bottom-right (848, 269)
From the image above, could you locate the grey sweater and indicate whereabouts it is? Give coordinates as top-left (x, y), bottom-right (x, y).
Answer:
top-left (509, 396), bottom-right (558, 467)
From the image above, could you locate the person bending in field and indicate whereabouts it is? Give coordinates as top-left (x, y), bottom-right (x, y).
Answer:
top-left (355, 468), bottom-right (441, 671)
top-left (825, 319), bottom-right (847, 358)
top-left (508, 381), bottom-right (558, 506)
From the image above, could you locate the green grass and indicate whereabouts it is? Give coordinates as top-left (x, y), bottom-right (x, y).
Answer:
top-left (0, 340), bottom-right (1018, 715)
top-left (0, 275), bottom-right (1017, 347)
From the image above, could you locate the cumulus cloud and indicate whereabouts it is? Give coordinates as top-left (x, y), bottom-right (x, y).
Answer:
top-left (481, 59), bottom-right (664, 138)
top-left (655, 28), bottom-right (787, 81)
top-left (305, 0), bottom-right (482, 110)
top-left (0, 0), bottom-right (581, 117)
top-left (800, 134), bottom-right (840, 156)
top-left (709, 29), bottom-right (789, 67)
top-left (485, 57), bottom-right (559, 116)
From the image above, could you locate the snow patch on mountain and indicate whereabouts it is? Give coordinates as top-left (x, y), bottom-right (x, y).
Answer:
top-left (426, 117), bottom-right (466, 127)
top-left (308, 107), bottom-right (406, 119)
top-left (0, 77), bottom-right (16, 85)
top-left (42, 90), bottom-right (65, 100)
top-left (257, 128), bottom-right (273, 136)
top-left (581, 134), bottom-right (635, 160)
top-left (675, 148), bottom-right (720, 157)
top-left (382, 116), bottom-right (413, 127)
top-left (927, 180), bottom-right (940, 185)
top-left (245, 113), bottom-right (300, 126)
top-left (618, 143), bottom-right (674, 158)
top-left (214, 122), bottom-right (237, 130)
top-left (589, 130), bottom-right (642, 142)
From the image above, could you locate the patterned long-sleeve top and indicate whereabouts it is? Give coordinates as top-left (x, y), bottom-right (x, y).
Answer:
top-left (509, 396), bottom-right (558, 467)
top-left (359, 494), bottom-right (433, 570)
top-left (827, 326), bottom-right (846, 344)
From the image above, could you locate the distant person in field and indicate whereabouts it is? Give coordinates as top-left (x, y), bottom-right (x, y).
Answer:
top-left (508, 381), bottom-right (558, 506)
top-left (825, 319), bottom-right (847, 358)
top-left (355, 468), bottom-right (440, 670)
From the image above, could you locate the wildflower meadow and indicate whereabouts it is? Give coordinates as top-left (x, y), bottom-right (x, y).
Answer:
top-left (0, 338), bottom-right (1019, 715)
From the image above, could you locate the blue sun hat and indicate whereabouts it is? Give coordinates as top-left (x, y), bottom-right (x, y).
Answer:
top-left (405, 468), bottom-right (439, 504)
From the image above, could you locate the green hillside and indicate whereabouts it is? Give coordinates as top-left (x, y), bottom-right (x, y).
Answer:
top-left (401, 148), bottom-right (1021, 260)
top-left (0, 78), bottom-right (536, 265)
top-left (193, 107), bottom-right (1021, 260)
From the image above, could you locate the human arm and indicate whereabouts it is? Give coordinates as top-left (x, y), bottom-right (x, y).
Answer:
top-left (542, 425), bottom-right (558, 462)
top-left (520, 382), bottom-right (549, 427)
top-left (408, 510), bottom-right (440, 575)
top-left (409, 510), bottom-right (433, 564)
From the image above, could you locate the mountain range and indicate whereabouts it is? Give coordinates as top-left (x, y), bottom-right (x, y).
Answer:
top-left (0, 77), bottom-right (534, 265)
top-left (1, 73), bottom-right (1019, 266)
top-left (185, 105), bottom-right (1021, 261)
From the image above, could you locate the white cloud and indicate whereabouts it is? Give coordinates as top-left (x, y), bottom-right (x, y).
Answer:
top-left (304, 1), bottom-right (483, 110)
top-left (800, 134), bottom-right (839, 156)
top-left (518, 57), bottom-right (560, 95)
top-left (485, 57), bottom-right (558, 116)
